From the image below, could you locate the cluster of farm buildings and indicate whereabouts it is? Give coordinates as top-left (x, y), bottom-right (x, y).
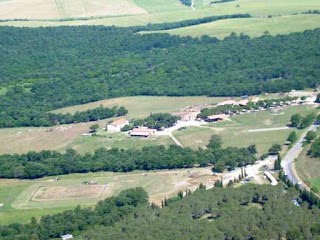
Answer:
top-left (105, 92), bottom-right (317, 137)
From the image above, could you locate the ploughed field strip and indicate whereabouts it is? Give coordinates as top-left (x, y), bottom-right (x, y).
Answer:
top-left (32, 185), bottom-right (107, 201)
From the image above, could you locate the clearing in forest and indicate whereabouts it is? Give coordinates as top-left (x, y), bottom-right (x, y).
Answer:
top-left (0, 168), bottom-right (216, 224)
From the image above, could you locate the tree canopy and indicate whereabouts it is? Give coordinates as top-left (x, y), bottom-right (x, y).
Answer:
top-left (0, 25), bottom-right (319, 127)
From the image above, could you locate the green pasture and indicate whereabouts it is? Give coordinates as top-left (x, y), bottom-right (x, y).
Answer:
top-left (53, 96), bottom-right (225, 119)
top-left (173, 105), bottom-right (318, 156)
top-left (62, 131), bottom-right (174, 154)
top-left (144, 14), bottom-right (320, 39)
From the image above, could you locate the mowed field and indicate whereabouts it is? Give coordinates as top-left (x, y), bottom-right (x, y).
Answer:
top-left (0, 168), bottom-right (216, 224)
top-left (0, 0), bottom-right (319, 38)
top-left (296, 130), bottom-right (320, 191)
top-left (173, 105), bottom-right (319, 156)
top-left (144, 14), bottom-right (320, 39)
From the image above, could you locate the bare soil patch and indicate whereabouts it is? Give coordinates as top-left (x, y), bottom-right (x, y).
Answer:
top-left (32, 185), bottom-right (106, 201)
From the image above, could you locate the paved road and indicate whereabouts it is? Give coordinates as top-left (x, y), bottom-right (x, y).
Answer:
top-left (281, 124), bottom-right (318, 186)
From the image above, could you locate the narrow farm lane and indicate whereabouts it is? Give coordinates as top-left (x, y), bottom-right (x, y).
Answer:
top-left (281, 124), bottom-right (318, 186)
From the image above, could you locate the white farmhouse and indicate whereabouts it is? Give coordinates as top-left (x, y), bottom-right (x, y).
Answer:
top-left (107, 118), bottom-right (129, 132)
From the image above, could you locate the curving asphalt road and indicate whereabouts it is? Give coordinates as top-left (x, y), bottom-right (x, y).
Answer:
top-left (281, 124), bottom-right (318, 186)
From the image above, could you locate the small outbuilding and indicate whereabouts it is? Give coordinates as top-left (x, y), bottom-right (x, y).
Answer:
top-left (130, 128), bottom-right (156, 137)
top-left (107, 118), bottom-right (129, 132)
top-left (61, 234), bottom-right (73, 240)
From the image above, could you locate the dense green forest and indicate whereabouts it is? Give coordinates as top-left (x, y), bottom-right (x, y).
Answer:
top-left (1, 185), bottom-right (319, 240)
top-left (0, 23), bottom-right (319, 127)
top-left (0, 141), bottom-right (256, 179)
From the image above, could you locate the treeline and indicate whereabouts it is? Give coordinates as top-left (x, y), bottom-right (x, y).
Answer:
top-left (137, 14), bottom-right (250, 31)
top-left (308, 137), bottom-right (320, 157)
top-left (0, 104), bottom-right (127, 128)
top-left (198, 97), bottom-right (296, 119)
top-left (0, 188), bottom-right (149, 240)
top-left (0, 26), bottom-right (319, 127)
top-left (0, 143), bottom-right (256, 179)
top-left (210, 0), bottom-right (235, 4)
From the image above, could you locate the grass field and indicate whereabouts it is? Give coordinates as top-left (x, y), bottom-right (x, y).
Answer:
top-left (296, 144), bottom-right (320, 190)
top-left (52, 96), bottom-right (225, 118)
top-left (143, 14), bottom-right (320, 39)
top-left (0, 168), bottom-right (216, 225)
top-left (0, 0), bottom-right (319, 31)
top-left (173, 105), bottom-right (318, 156)
top-left (62, 131), bottom-right (174, 154)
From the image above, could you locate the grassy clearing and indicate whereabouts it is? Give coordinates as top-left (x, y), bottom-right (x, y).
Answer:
top-left (296, 147), bottom-right (320, 181)
top-left (309, 177), bottom-right (320, 191)
top-left (0, 168), bottom-right (215, 224)
top-left (62, 131), bottom-right (174, 154)
top-left (143, 15), bottom-right (320, 39)
top-left (53, 96), bottom-right (224, 119)
top-left (173, 105), bottom-right (318, 156)
top-left (0, 0), bottom-right (319, 28)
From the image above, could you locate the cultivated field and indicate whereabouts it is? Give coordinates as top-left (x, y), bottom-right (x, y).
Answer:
top-left (144, 14), bottom-right (320, 39)
top-left (0, 168), bottom-right (216, 224)
top-left (0, 0), bottom-right (147, 19)
top-left (0, 0), bottom-right (319, 36)
top-left (173, 105), bottom-right (318, 156)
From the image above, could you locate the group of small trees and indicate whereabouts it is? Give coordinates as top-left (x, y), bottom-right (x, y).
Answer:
top-left (290, 113), bottom-right (317, 129)
top-left (129, 113), bottom-right (180, 131)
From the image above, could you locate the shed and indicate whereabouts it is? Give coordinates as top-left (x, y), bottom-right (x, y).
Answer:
top-left (206, 114), bottom-right (229, 122)
top-left (61, 234), bottom-right (73, 240)
top-left (130, 128), bottom-right (156, 137)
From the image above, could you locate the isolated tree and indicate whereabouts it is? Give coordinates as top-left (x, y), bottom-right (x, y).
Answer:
top-left (290, 114), bottom-right (302, 127)
top-left (90, 124), bottom-right (99, 133)
top-left (306, 131), bottom-right (317, 143)
top-left (207, 135), bottom-right (222, 150)
top-left (268, 144), bottom-right (282, 155)
top-left (299, 113), bottom-right (316, 129)
top-left (274, 153), bottom-right (282, 170)
top-left (287, 131), bottom-right (298, 143)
